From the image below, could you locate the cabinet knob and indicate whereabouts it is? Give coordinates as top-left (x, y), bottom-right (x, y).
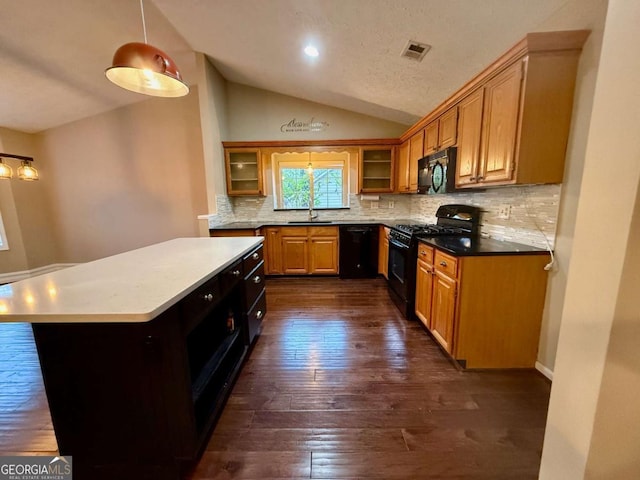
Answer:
top-left (420, 250), bottom-right (426, 255)
top-left (477, 176), bottom-right (484, 180)
top-left (469, 177), bottom-right (476, 182)
top-left (232, 270), bottom-right (241, 277)
top-left (253, 276), bottom-right (262, 284)
top-left (203, 293), bottom-right (214, 301)
top-left (440, 261), bottom-right (447, 267)
top-left (252, 252), bottom-right (260, 260)
top-left (256, 310), bottom-right (263, 320)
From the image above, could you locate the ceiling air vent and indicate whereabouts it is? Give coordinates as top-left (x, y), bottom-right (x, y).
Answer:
top-left (401, 40), bottom-right (431, 62)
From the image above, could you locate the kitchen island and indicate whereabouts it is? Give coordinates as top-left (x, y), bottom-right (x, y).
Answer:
top-left (0, 237), bottom-right (265, 480)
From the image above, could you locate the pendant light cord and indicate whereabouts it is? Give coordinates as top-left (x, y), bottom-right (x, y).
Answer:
top-left (140, 0), bottom-right (148, 44)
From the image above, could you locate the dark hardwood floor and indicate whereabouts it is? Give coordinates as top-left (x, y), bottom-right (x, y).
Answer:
top-left (0, 277), bottom-right (550, 478)
top-left (190, 277), bottom-right (550, 479)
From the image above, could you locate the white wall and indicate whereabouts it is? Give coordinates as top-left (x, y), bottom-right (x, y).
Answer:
top-left (534, 0), bottom-right (609, 373)
top-left (226, 83), bottom-right (408, 141)
top-left (195, 54), bottom-right (229, 214)
top-left (539, 1), bottom-right (640, 477)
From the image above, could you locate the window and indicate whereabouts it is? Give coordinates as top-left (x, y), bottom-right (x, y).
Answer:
top-left (0, 211), bottom-right (8, 251)
top-left (273, 151), bottom-right (349, 209)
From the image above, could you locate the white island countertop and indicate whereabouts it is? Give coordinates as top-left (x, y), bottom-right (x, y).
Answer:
top-left (0, 237), bottom-right (263, 323)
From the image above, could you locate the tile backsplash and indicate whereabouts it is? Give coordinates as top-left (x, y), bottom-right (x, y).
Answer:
top-left (208, 184), bottom-right (561, 249)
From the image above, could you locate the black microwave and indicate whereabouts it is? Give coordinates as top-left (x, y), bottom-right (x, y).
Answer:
top-left (417, 147), bottom-right (457, 194)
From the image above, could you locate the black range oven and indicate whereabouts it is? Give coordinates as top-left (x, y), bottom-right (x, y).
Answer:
top-left (387, 204), bottom-right (481, 319)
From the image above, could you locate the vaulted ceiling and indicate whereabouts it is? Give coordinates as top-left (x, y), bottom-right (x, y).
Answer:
top-left (0, 0), bottom-right (598, 133)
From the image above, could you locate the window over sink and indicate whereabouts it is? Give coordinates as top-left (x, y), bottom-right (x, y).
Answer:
top-left (272, 151), bottom-right (349, 210)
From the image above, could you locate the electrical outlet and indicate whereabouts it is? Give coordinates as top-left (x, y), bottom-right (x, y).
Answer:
top-left (388, 200), bottom-right (395, 209)
top-left (371, 201), bottom-right (379, 209)
top-left (498, 205), bottom-right (511, 219)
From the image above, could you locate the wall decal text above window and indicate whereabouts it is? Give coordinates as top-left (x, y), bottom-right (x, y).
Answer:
top-left (280, 117), bottom-right (330, 133)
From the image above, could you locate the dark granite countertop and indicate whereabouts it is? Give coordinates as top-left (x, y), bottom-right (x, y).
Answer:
top-left (416, 235), bottom-right (549, 257)
top-left (210, 219), bottom-right (414, 230)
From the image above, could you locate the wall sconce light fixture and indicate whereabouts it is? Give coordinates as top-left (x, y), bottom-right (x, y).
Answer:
top-left (0, 153), bottom-right (39, 181)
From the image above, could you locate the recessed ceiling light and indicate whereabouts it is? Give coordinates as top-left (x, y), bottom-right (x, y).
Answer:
top-left (304, 45), bottom-right (319, 57)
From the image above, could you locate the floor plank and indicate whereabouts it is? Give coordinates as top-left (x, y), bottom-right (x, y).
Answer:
top-left (0, 277), bottom-right (550, 479)
top-left (196, 277), bottom-right (551, 479)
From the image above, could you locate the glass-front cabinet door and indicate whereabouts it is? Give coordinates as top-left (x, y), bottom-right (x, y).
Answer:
top-left (359, 146), bottom-right (395, 193)
top-left (224, 148), bottom-right (264, 196)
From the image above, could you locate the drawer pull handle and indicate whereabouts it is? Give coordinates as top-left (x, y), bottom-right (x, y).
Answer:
top-left (440, 261), bottom-right (448, 267)
top-left (252, 252), bottom-right (260, 260)
top-left (256, 310), bottom-right (263, 320)
top-left (253, 276), bottom-right (262, 284)
top-left (232, 269), bottom-right (241, 277)
top-left (420, 250), bottom-right (426, 255)
top-left (203, 293), bottom-right (214, 302)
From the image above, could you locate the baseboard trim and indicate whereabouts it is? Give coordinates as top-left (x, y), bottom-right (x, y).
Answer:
top-left (0, 263), bottom-right (77, 284)
top-left (535, 361), bottom-right (554, 381)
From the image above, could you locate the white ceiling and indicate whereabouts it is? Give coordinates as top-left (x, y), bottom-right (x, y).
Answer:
top-left (0, 0), bottom-right (594, 134)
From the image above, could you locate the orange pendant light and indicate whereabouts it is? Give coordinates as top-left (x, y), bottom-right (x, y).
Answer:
top-left (105, 0), bottom-right (189, 98)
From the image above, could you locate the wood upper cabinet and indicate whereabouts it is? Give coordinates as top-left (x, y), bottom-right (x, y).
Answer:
top-left (359, 146), bottom-right (395, 193)
top-left (224, 148), bottom-right (264, 196)
top-left (479, 60), bottom-right (523, 184)
top-left (424, 108), bottom-right (458, 155)
top-left (263, 227), bottom-right (282, 275)
top-left (455, 44), bottom-right (584, 188)
top-left (396, 140), bottom-right (411, 193)
top-left (424, 121), bottom-right (439, 154)
top-left (377, 226), bottom-right (390, 279)
top-left (270, 226), bottom-right (338, 275)
top-left (455, 89), bottom-right (484, 187)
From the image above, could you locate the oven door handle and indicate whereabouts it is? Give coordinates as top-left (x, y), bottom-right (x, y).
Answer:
top-left (389, 239), bottom-right (410, 251)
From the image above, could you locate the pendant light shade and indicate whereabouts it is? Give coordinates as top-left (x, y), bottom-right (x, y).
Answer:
top-left (105, 0), bottom-right (189, 98)
top-left (105, 42), bottom-right (189, 97)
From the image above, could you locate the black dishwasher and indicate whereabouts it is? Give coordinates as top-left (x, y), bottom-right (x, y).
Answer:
top-left (339, 225), bottom-right (379, 278)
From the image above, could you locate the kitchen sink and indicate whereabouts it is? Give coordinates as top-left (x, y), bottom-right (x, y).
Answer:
top-left (287, 220), bottom-right (333, 224)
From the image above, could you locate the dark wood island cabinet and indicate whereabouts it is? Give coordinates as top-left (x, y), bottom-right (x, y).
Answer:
top-left (1, 238), bottom-right (265, 480)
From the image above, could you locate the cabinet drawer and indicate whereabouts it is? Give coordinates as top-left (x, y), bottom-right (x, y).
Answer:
top-left (181, 276), bottom-right (221, 327)
top-left (308, 226), bottom-right (338, 237)
top-left (243, 244), bottom-right (264, 275)
top-left (434, 250), bottom-right (458, 278)
top-left (244, 261), bottom-right (266, 308)
top-left (417, 243), bottom-right (434, 263)
top-left (246, 290), bottom-right (267, 345)
top-left (219, 259), bottom-right (243, 297)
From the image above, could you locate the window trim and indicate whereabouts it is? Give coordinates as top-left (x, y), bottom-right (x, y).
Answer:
top-left (272, 152), bottom-right (349, 210)
top-left (0, 211), bottom-right (9, 251)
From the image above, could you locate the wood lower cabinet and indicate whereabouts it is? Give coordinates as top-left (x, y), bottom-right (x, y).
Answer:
top-left (281, 233), bottom-right (309, 274)
top-left (430, 270), bottom-right (456, 354)
top-left (415, 241), bottom-right (549, 368)
top-left (378, 226), bottom-right (390, 279)
top-left (414, 245), bottom-right (434, 327)
top-left (309, 236), bottom-right (339, 274)
top-left (268, 226), bottom-right (339, 275)
top-left (263, 227), bottom-right (283, 274)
